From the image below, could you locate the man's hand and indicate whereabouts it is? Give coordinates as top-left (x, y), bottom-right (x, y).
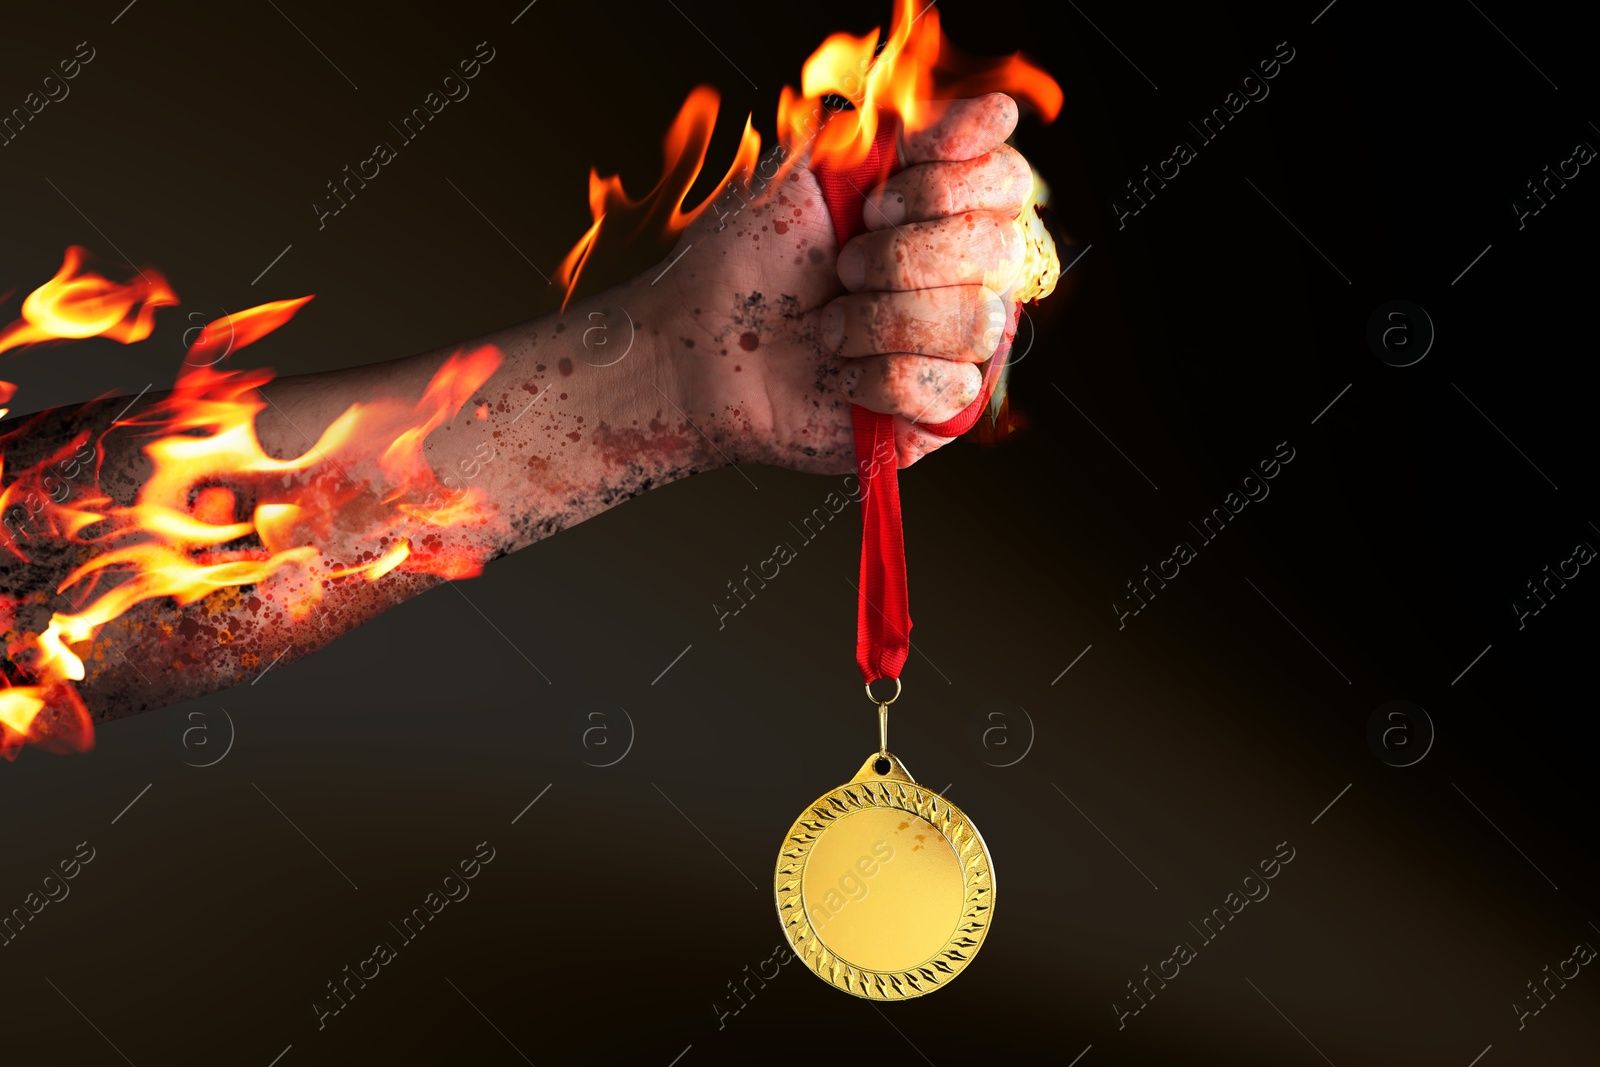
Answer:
top-left (646, 93), bottom-right (1032, 473)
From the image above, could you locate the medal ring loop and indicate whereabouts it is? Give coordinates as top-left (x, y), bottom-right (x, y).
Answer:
top-left (864, 677), bottom-right (901, 707)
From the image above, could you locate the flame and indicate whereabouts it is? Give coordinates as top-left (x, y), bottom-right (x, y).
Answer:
top-left (0, 245), bottom-right (176, 357)
top-left (0, 254), bottom-right (506, 759)
top-left (30, 339), bottom-right (502, 687)
top-left (555, 86), bottom-right (763, 307)
top-left (557, 0), bottom-right (1062, 306)
top-left (0, 679), bottom-right (89, 756)
top-left (0, 687), bottom-right (44, 738)
top-left (0, 432), bottom-right (109, 563)
top-left (1014, 169), bottom-right (1060, 305)
top-left (777, 2), bottom-right (939, 168)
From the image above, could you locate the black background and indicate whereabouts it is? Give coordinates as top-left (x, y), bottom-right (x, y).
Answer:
top-left (1, 1), bottom-right (1595, 1064)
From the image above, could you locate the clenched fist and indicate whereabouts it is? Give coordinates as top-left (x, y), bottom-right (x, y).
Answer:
top-left (638, 92), bottom-right (1035, 473)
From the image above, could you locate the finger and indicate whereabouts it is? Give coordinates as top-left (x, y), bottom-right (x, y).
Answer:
top-left (843, 354), bottom-right (981, 424)
top-left (837, 211), bottom-right (1025, 292)
top-left (823, 286), bottom-right (1008, 362)
top-left (865, 145), bottom-right (1033, 230)
top-left (900, 93), bottom-right (1018, 164)
top-left (894, 420), bottom-right (958, 469)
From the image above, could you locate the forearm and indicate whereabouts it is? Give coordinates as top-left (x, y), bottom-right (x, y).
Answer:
top-left (259, 278), bottom-right (713, 555)
top-left (1, 277), bottom-right (712, 724)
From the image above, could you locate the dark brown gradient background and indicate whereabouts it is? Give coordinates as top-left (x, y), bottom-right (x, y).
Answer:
top-left (1, 2), bottom-right (1595, 1064)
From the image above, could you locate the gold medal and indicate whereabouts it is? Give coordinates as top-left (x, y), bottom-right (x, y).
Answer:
top-left (774, 684), bottom-right (995, 998)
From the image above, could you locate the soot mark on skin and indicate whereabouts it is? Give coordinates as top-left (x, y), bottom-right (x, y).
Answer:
top-left (67, 569), bottom-right (442, 723)
top-left (813, 358), bottom-right (843, 397)
top-left (723, 291), bottom-right (804, 350)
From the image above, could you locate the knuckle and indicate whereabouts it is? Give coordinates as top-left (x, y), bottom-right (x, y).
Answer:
top-left (956, 363), bottom-right (983, 406)
top-left (890, 356), bottom-right (942, 411)
top-left (964, 286), bottom-right (1008, 359)
top-left (859, 291), bottom-right (889, 338)
top-left (959, 213), bottom-right (999, 254)
top-left (973, 216), bottom-right (1026, 289)
top-left (883, 358), bottom-right (918, 408)
top-left (992, 144), bottom-right (1033, 203)
top-left (886, 300), bottom-right (933, 354)
top-left (948, 288), bottom-right (983, 358)
top-left (868, 296), bottom-right (899, 350)
top-left (985, 92), bottom-right (1019, 137)
top-left (880, 230), bottom-right (914, 285)
top-left (906, 223), bottom-right (952, 281)
top-left (986, 91), bottom-right (1018, 117)
top-left (994, 213), bottom-right (1027, 260)
top-left (850, 308), bottom-right (879, 354)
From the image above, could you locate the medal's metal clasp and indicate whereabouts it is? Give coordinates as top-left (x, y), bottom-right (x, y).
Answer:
top-left (865, 677), bottom-right (901, 757)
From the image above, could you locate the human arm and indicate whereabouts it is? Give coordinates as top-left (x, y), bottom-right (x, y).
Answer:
top-left (0, 94), bottom-right (1033, 729)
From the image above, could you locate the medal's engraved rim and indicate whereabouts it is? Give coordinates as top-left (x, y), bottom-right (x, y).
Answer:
top-left (773, 776), bottom-right (995, 1000)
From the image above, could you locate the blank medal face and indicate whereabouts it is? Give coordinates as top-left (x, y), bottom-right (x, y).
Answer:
top-left (775, 752), bottom-right (995, 999)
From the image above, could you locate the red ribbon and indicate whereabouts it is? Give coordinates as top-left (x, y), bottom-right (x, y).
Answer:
top-left (813, 118), bottom-right (1018, 684)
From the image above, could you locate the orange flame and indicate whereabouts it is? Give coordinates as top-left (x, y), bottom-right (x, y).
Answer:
top-left (556, 86), bottom-right (762, 308)
top-left (0, 679), bottom-right (89, 757)
top-left (0, 245), bottom-right (176, 357)
top-left (557, 0), bottom-right (1062, 305)
top-left (0, 254), bottom-right (505, 759)
top-left (0, 432), bottom-right (109, 563)
top-left (780, 1), bottom-right (1061, 165)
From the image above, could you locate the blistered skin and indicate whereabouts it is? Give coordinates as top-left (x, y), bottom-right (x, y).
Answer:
top-left (0, 94), bottom-right (1035, 726)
